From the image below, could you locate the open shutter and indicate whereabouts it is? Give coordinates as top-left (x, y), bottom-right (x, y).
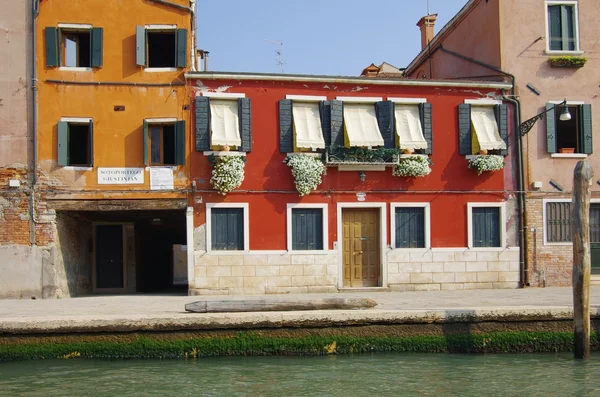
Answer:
top-left (175, 120), bottom-right (186, 165)
top-left (88, 121), bottom-right (94, 166)
top-left (319, 101), bottom-right (331, 147)
top-left (176, 29), bottom-right (187, 68)
top-left (494, 104), bottom-right (509, 156)
top-left (91, 27), bottom-right (103, 68)
top-left (420, 103), bottom-right (433, 155)
top-left (279, 99), bottom-right (293, 153)
top-left (458, 104), bottom-right (472, 155)
top-left (195, 96), bottom-right (210, 151)
top-left (376, 101), bottom-right (395, 149)
top-left (330, 100), bottom-right (344, 147)
top-left (546, 103), bottom-right (557, 153)
top-left (143, 120), bottom-right (149, 166)
top-left (238, 98), bottom-right (252, 152)
top-left (580, 104), bottom-right (593, 154)
top-left (45, 27), bottom-right (59, 67)
top-left (136, 25), bottom-right (146, 67)
top-left (57, 121), bottom-right (69, 166)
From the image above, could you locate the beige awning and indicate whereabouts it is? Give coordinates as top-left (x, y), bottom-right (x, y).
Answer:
top-left (343, 103), bottom-right (384, 147)
top-left (471, 106), bottom-right (506, 151)
top-left (210, 99), bottom-right (241, 147)
top-left (292, 102), bottom-right (325, 149)
top-left (395, 104), bottom-right (427, 150)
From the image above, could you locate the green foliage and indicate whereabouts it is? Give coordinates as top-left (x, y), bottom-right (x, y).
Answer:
top-left (326, 147), bottom-right (400, 164)
top-left (548, 56), bottom-right (587, 68)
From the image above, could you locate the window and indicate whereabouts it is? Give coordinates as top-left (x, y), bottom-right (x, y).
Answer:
top-left (207, 204), bottom-right (249, 252)
top-left (45, 25), bottom-right (103, 68)
top-left (546, 1), bottom-right (580, 52)
top-left (341, 102), bottom-right (384, 147)
top-left (143, 119), bottom-right (185, 166)
top-left (546, 102), bottom-right (592, 154)
top-left (287, 204), bottom-right (328, 252)
top-left (467, 203), bottom-right (505, 248)
top-left (195, 94), bottom-right (252, 152)
top-left (57, 118), bottom-right (93, 167)
top-left (545, 201), bottom-right (571, 243)
top-left (279, 96), bottom-right (327, 153)
top-left (136, 25), bottom-right (187, 68)
top-left (391, 203), bottom-right (430, 249)
top-left (389, 98), bottom-right (433, 154)
top-left (458, 101), bottom-right (508, 156)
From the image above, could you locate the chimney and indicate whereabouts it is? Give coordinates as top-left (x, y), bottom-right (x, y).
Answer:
top-left (417, 13), bottom-right (438, 49)
top-left (196, 49), bottom-right (210, 71)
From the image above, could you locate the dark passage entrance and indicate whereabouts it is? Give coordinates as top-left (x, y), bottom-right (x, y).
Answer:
top-left (95, 225), bottom-right (124, 290)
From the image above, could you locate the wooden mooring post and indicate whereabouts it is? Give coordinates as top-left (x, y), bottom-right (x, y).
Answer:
top-left (572, 160), bottom-right (593, 359)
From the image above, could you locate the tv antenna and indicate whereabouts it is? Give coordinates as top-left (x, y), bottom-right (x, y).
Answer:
top-left (264, 39), bottom-right (285, 73)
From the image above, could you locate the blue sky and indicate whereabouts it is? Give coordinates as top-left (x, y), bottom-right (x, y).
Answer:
top-left (196, 0), bottom-right (468, 76)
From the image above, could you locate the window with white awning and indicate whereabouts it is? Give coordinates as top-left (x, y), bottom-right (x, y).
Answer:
top-left (395, 104), bottom-right (428, 150)
top-left (343, 103), bottom-right (384, 147)
top-left (210, 99), bottom-right (241, 147)
top-left (470, 106), bottom-right (506, 151)
top-left (292, 102), bottom-right (325, 149)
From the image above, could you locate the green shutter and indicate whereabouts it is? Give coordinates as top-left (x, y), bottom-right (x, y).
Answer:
top-left (548, 5), bottom-right (562, 51)
top-left (420, 103), bottom-right (433, 155)
top-left (45, 27), bottom-right (59, 67)
top-left (143, 120), bottom-right (149, 166)
top-left (211, 208), bottom-right (244, 251)
top-left (136, 25), bottom-right (146, 66)
top-left (473, 207), bottom-right (500, 248)
top-left (330, 100), bottom-right (344, 147)
top-left (88, 121), bottom-right (94, 166)
top-left (395, 207), bottom-right (425, 248)
top-left (91, 27), bottom-right (103, 68)
top-left (494, 104), bottom-right (509, 156)
top-left (292, 209), bottom-right (323, 250)
top-left (580, 104), bottom-right (593, 154)
top-left (562, 5), bottom-right (575, 51)
top-left (195, 96), bottom-right (210, 151)
top-left (458, 104), bottom-right (472, 155)
top-left (175, 120), bottom-right (186, 165)
top-left (546, 103), bottom-right (557, 153)
top-left (376, 101), bottom-right (395, 149)
top-left (57, 121), bottom-right (69, 166)
top-left (320, 101), bottom-right (331, 147)
top-left (238, 98), bottom-right (252, 152)
top-left (279, 99), bottom-right (293, 153)
top-left (176, 29), bottom-right (187, 68)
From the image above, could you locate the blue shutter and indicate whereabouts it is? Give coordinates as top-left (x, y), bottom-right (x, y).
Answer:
top-left (238, 98), bottom-right (252, 152)
top-left (376, 101), bottom-right (395, 149)
top-left (57, 121), bottom-right (69, 166)
top-left (420, 103), bottom-right (433, 155)
top-left (176, 29), bottom-right (187, 68)
top-left (580, 104), bottom-right (592, 154)
top-left (395, 208), bottom-right (425, 248)
top-left (91, 27), bottom-right (103, 68)
top-left (292, 209), bottom-right (323, 250)
top-left (458, 104), bottom-right (472, 155)
top-left (175, 120), bottom-right (186, 165)
top-left (136, 25), bottom-right (146, 66)
top-left (45, 27), bottom-right (59, 67)
top-left (279, 99), bottom-right (293, 153)
top-left (211, 208), bottom-right (244, 251)
top-left (143, 120), bottom-right (149, 166)
top-left (320, 101), bottom-right (331, 146)
top-left (546, 103), bottom-right (557, 153)
top-left (494, 104), bottom-right (509, 156)
top-left (330, 100), bottom-right (344, 147)
top-left (195, 96), bottom-right (210, 151)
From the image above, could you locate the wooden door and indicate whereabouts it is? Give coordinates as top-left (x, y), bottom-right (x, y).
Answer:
top-left (342, 208), bottom-right (380, 287)
top-left (94, 224), bottom-right (126, 292)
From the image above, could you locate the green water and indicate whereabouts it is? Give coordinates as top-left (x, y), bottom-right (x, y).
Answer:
top-left (1, 353), bottom-right (599, 397)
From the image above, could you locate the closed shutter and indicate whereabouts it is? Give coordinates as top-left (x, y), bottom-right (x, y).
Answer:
top-left (320, 101), bottom-right (331, 147)
top-left (562, 5), bottom-right (575, 51)
top-left (292, 209), bottom-right (323, 250)
top-left (330, 100), bottom-right (344, 147)
top-left (494, 104), bottom-right (509, 156)
top-left (238, 98), bottom-right (252, 152)
top-left (395, 207), bottom-right (425, 248)
top-left (195, 96), bottom-right (210, 151)
top-left (548, 5), bottom-right (562, 51)
top-left (580, 104), bottom-right (592, 154)
top-left (546, 202), bottom-right (571, 242)
top-left (57, 121), bottom-right (69, 166)
top-left (176, 29), bottom-right (187, 68)
top-left (472, 207), bottom-right (500, 248)
top-left (458, 104), bottom-right (472, 155)
top-left (211, 208), bottom-right (244, 250)
top-left (143, 120), bottom-right (149, 166)
top-left (279, 99), bottom-right (293, 153)
top-left (376, 101), bottom-right (395, 149)
top-left (91, 27), bottom-right (103, 68)
top-left (136, 25), bottom-right (146, 66)
top-left (546, 103), bottom-right (557, 153)
top-left (420, 103), bottom-right (433, 155)
top-left (45, 27), bottom-right (59, 67)
top-left (175, 120), bottom-right (186, 165)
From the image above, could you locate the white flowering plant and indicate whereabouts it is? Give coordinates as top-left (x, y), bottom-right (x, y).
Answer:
top-left (284, 155), bottom-right (326, 196)
top-left (468, 155), bottom-right (504, 175)
top-left (393, 156), bottom-right (432, 178)
top-left (210, 155), bottom-right (245, 195)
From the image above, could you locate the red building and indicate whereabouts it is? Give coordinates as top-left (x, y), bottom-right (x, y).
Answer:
top-left (185, 71), bottom-right (520, 295)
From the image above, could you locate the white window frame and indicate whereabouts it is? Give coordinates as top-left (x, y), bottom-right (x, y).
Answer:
top-left (467, 202), bottom-right (506, 249)
top-left (336, 96), bottom-right (383, 103)
top-left (388, 97), bottom-right (427, 104)
top-left (390, 203), bottom-right (431, 251)
top-left (544, 1), bottom-right (582, 55)
top-left (59, 117), bottom-right (93, 170)
top-left (206, 203), bottom-right (249, 254)
top-left (543, 198), bottom-right (600, 245)
top-left (548, 100), bottom-right (588, 158)
top-left (57, 23), bottom-right (93, 72)
top-left (144, 24), bottom-right (179, 72)
top-left (199, 92), bottom-right (246, 151)
top-left (286, 203), bottom-right (329, 254)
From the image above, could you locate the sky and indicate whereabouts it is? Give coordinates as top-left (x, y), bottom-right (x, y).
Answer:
top-left (196, 0), bottom-right (469, 76)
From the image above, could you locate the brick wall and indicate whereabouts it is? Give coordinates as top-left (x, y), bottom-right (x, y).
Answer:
top-left (0, 167), bottom-right (30, 245)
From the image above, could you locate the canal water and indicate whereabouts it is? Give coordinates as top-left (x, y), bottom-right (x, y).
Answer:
top-left (1, 353), bottom-right (599, 396)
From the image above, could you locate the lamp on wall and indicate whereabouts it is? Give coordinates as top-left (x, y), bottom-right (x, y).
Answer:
top-left (520, 99), bottom-right (570, 136)
top-left (359, 171), bottom-right (366, 182)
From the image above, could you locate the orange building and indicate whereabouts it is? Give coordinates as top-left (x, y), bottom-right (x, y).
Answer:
top-left (34, 0), bottom-right (196, 297)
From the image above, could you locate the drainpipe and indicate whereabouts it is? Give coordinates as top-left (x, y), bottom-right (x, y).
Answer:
top-left (29, 0), bottom-right (40, 247)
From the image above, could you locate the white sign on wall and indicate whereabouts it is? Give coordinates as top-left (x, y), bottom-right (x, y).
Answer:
top-left (150, 167), bottom-right (174, 190)
top-left (97, 168), bottom-right (144, 185)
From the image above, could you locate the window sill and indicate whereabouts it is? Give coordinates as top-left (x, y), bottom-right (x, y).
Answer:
top-left (59, 67), bottom-right (93, 72)
top-left (389, 247), bottom-right (430, 252)
top-left (203, 151), bottom-right (246, 157)
top-left (337, 164), bottom-right (387, 171)
top-left (399, 154), bottom-right (428, 159)
top-left (61, 166), bottom-right (93, 171)
top-left (550, 153), bottom-right (588, 159)
top-left (206, 250), bottom-right (249, 255)
top-left (545, 50), bottom-right (584, 56)
top-left (145, 67), bottom-right (178, 72)
top-left (465, 154), bottom-right (504, 160)
top-left (466, 247), bottom-right (507, 251)
top-left (544, 242), bottom-right (572, 246)
top-left (287, 250), bottom-right (330, 255)
top-left (286, 152), bottom-right (322, 157)
top-left (145, 166), bottom-right (178, 170)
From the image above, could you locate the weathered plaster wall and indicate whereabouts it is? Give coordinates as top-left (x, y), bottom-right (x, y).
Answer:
top-left (0, 246), bottom-right (42, 299)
